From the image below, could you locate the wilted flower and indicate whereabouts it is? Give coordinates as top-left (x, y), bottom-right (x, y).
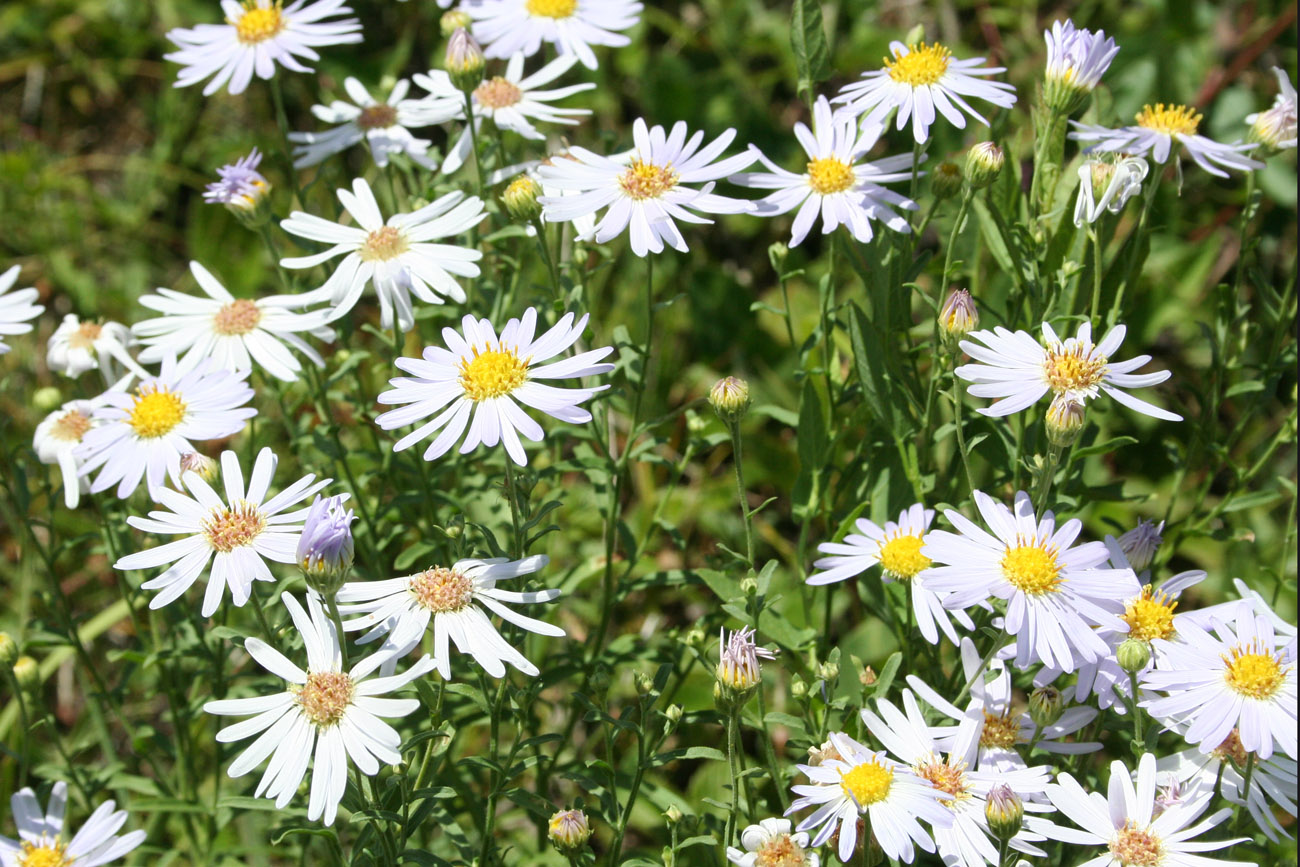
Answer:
top-left (1042, 20), bottom-right (1119, 114)
top-left (1073, 156), bottom-right (1148, 227)
top-left (1246, 67), bottom-right (1297, 151)
top-left (1118, 519), bottom-right (1164, 573)
top-left (716, 626), bottom-right (776, 698)
top-left (204, 149), bottom-right (271, 214)
top-left (298, 494), bottom-right (356, 595)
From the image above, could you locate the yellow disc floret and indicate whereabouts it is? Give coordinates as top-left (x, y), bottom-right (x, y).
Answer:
top-left (755, 834), bottom-right (809, 867)
top-left (459, 344), bottom-right (529, 401)
top-left (1043, 345), bottom-right (1108, 394)
top-left (913, 756), bottom-right (970, 806)
top-left (17, 838), bottom-right (73, 867)
top-left (840, 757), bottom-right (893, 807)
top-left (619, 159), bottom-right (680, 201)
top-left (128, 385), bottom-right (187, 439)
top-left (1108, 820), bottom-right (1164, 867)
top-left (475, 77), bottom-right (524, 109)
top-left (1222, 641), bottom-right (1289, 700)
top-left (1122, 586), bottom-right (1178, 642)
top-left (980, 711), bottom-right (1021, 749)
top-left (526, 0), bottom-right (578, 18)
top-left (204, 501), bottom-right (267, 552)
top-left (295, 670), bottom-right (355, 727)
top-left (213, 299), bottom-right (263, 336)
top-left (877, 533), bottom-right (931, 580)
top-left (359, 226), bottom-right (409, 262)
top-left (1135, 103), bottom-right (1202, 138)
top-left (806, 157), bottom-right (856, 195)
top-left (885, 42), bottom-right (952, 87)
top-left (409, 566), bottom-right (476, 613)
top-left (231, 1), bottom-right (286, 44)
top-left (1001, 541), bottom-right (1062, 595)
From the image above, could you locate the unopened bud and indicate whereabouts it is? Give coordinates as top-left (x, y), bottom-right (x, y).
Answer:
top-left (1118, 519), bottom-right (1163, 573)
top-left (445, 28), bottom-right (485, 93)
top-left (685, 409), bottom-right (708, 435)
top-left (548, 809), bottom-right (591, 854)
top-left (1117, 637), bottom-right (1152, 674)
top-left (297, 495), bottom-right (356, 598)
top-left (663, 805), bottom-right (683, 825)
top-left (1045, 393), bottom-right (1086, 447)
top-left (32, 387), bottom-right (63, 413)
top-left (0, 633), bottom-right (17, 669)
top-left (636, 671), bottom-right (655, 697)
top-left (664, 703), bottom-right (683, 723)
top-left (1028, 686), bottom-right (1064, 728)
top-left (931, 161), bottom-right (964, 199)
top-left (13, 656), bottom-right (39, 693)
top-left (502, 175), bottom-right (542, 223)
top-left (965, 142), bottom-right (1004, 189)
top-left (440, 9), bottom-right (472, 38)
top-left (768, 241), bottom-right (789, 272)
top-left (709, 376), bottom-right (750, 424)
top-left (939, 289), bottom-right (978, 341)
top-left (985, 784), bottom-right (1023, 841)
top-left (790, 675), bottom-right (807, 698)
top-left (817, 660), bottom-right (838, 683)
top-left (716, 627), bottom-right (776, 705)
top-left (740, 576), bottom-right (758, 597)
top-left (685, 626), bottom-right (706, 648)
top-left (180, 452), bottom-right (219, 483)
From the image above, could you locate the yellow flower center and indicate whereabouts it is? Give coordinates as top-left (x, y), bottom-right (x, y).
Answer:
top-left (357, 104), bottom-right (399, 131)
top-left (475, 77), bottom-right (524, 109)
top-left (840, 758), bottom-right (894, 808)
top-left (619, 159), bottom-right (679, 201)
top-left (1212, 729), bottom-right (1249, 767)
top-left (127, 386), bottom-right (187, 439)
top-left (51, 409), bottom-right (92, 442)
top-left (806, 157), bottom-right (856, 195)
top-left (877, 533), bottom-right (931, 580)
top-left (295, 670), bottom-right (355, 727)
top-left (213, 299), bottom-right (263, 336)
top-left (69, 321), bottom-right (103, 351)
top-left (1222, 641), bottom-right (1289, 700)
top-left (17, 838), bottom-right (73, 867)
top-left (1043, 345), bottom-right (1108, 393)
top-left (980, 711), bottom-right (1021, 749)
top-left (1135, 103), bottom-right (1202, 137)
top-left (1108, 820), bottom-right (1164, 867)
top-left (1001, 541), bottom-right (1062, 595)
top-left (231, 1), bottom-right (286, 44)
top-left (1122, 586), bottom-right (1178, 642)
top-left (526, 0), bottom-right (578, 18)
top-left (913, 756), bottom-right (970, 806)
top-left (409, 566), bottom-right (476, 613)
top-left (755, 834), bottom-right (808, 867)
top-left (885, 42), bottom-right (953, 87)
top-left (203, 501), bottom-right (267, 552)
top-left (459, 344), bottom-right (529, 401)
top-left (359, 225), bottom-right (409, 262)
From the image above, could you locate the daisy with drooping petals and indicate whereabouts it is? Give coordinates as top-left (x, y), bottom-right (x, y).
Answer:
top-left (165, 0), bottom-right (363, 97)
top-left (809, 504), bottom-right (974, 647)
top-left (787, 731), bottom-right (952, 864)
top-left (375, 307), bottom-right (613, 465)
top-left (1072, 156), bottom-right (1148, 227)
top-left (205, 148), bottom-right (272, 210)
top-left (76, 357), bottom-right (256, 499)
top-left (537, 117), bottom-right (756, 257)
top-left (833, 41), bottom-right (1017, 144)
top-left (46, 314), bottom-right (134, 379)
top-left (730, 96), bottom-right (918, 247)
top-left (280, 179), bottom-right (486, 332)
top-left (467, 0), bottom-right (642, 70)
top-left (113, 447), bottom-right (332, 617)
top-left (336, 555), bottom-right (563, 679)
top-left (1142, 602), bottom-right (1297, 760)
top-left (289, 77), bottom-right (459, 170)
top-left (414, 52), bottom-right (595, 175)
top-left (0, 265), bottom-right (43, 356)
top-left (0, 781), bottom-right (145, 867)
top-left (1069, 104), bottom-right (1264, 178)
top-left (133, 261), bottom-right (333, 383)
top-left (955, 321), bottom-right (1183, 421)
top-left (924, 490), bottom-right (1141, 673)
top-left (206, 592), bottom-right (434, 826)
top-left (1033, 753), bottom-right (1251, 867)
top-left (1246, 67), bottom-right (1297, 151)
top-left (33, 382), bottom-right (130, 509)
top-left (726, 817), bottom-right (820, 867)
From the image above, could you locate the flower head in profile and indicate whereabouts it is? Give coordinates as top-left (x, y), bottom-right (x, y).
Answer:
top-left (204, 148), bottom-right (271, 211)
top-left (375, 307), bottom-right (613, 465)
top-left (726, 817), bottom-right (820, 867)
top-left (1070, 104), bottom-right (1264, 177)
top-left (537, 117), bottom-right (756, 257)
top-left (467, 0), bottom-right (642, 70)
top-left (956, 321), bottom-right (1182, 422)
top-left (0, 265), bottom-right (43, 356)
top-left (1246, 66), bottom-right (1298, 151)
top-left (833, 40), bottom-right (1017, 144)
top-left (336, 555), bottom-right (563, 679)
top-left (731, 96), bottom-right (918, 247)
top-left (46, 315), bottom-right (133, 380)
top-left (0, 781), bottom-right (145, 867)
top-left (548, 808), bottom-right (592, 855)
top-left (716, 626), bottom-right (777, 695)
top-left (280, 179), bottom-right (486, 332)
top-left (205, 592), bottom-right (434, 825)
top-left (34, 386), bottom-right (128, 509)
top-left (297, 494), bottom-right (355, 592)
top-left (113, 448), bottom-right (332, 617)
top-left (1042, 20), bottom-right (1119, 114)
top-left (166, 0), bottom-right (363, 97)
top-left (1073, 156), bottom-right (1148, 227)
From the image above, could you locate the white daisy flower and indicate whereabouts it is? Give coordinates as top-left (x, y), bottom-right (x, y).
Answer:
top-left (0, 265), bottom-right (43, 356)
top-left (924, 490), bottom-right (1141, 673)
top-left (787, 730), bottom-right (952, 864)
top-left (280, 179), bottom-right (486, 333)
top-left (46, 314), bottom-right (134, 379)
top-left (726, 817), bottom-right (821, 867)
top-left (165, 0), bottom-right (363, 97)
top-left (1069, 103), bottom-right (1264, 177)
top-left (132, 261), bottom-right (332, 383)
top-left (955, 321), bottom-right (1183, 422)
top-left (413, 52), bottom-right (595, 175)
top-left (808, 503), bottom-right (974, 647)
top-left (76, 356), bottom-right (256, 499)
top-left (33, 382), bottom-right (131, 509)
top-left (1246, 66), bottom-right (1297, 150)
top-left (537, 117), bottom-right (756, 257)
top-left (1034, 753), bottom-right (1251, 867)
top-left (860, 690), bottom-right (1053, 867)
top-left (1042, 20), bottom-right (1119, 113)
top-left (0, 780), bottom-right (145, 867)
top-left (907, 639), bottom-right (1102, 775)
top-left (375, 307), bottom-right (613, 465)
top-left (113, 447), bottom-right (331, 617)
top-left (336, 554), bottom-right (562, 679)
top-left (288, 77), bottom-right (459, 170)
top-left (1176, 577), bottom-right (1299, 641)
top-left (204, 148), bottom-right (272, 210)
top-left (1142, 601), bottom-right (1297, 760)
top-left (467, 0), bottom-right (642, 70)
top-left (730, 95), bottom-right (918, 247)
top-left (205, 592), bottom-right (434, 826)
top-left (832, 41), bottom-right (1017, 144)
top-left (1073, 155), bottom-right (1148, 227)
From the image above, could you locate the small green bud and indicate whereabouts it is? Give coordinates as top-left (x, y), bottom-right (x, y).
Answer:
top-left (0, 633), bottom-right (18, 669)
top-left (445, 28), bottom-right (485, 93)
top-left (685, 626), bottom-right (706, 648)
top-left (965, 142), bottom-right (1004, 189)
top-left (817, 659), bottom-right (839, 683)
top-left (709, 376), bottom-right (750, 424)
top-left (1028, 686), bottom-right (1064, 728)
top-left (440, 9), bottom-right (472, 38)
top-left (663, 805), bottom-right (683, 825)
top-left (985, 784), bottom-right (1023, 841)
top-left (790, 675), bottom-right (808, 698)
top-left (930, 161), bottom-right (964, 199)
top-left (548, 809), bottom-right (591, 854)
top-left (1117, 637), bottom-right (1152, 674)
top-left (32, 387), bottom-right (63, 413)
top-left (768, 241), bottom-right (789, 272)
top-left (664, 703), bottom-right (683, 723)
top-left (13, 656), bottom-right (39, 693)
top-left (636, 671), bottom-right (655, 697)
top-left (685, 409), bottom-right (708, 435)
top-left (740, 576), bottom-right (758, 597)
top-left (501, 175), bottom-right (542, 223)
top-left (1045, 394), bottom-right (1086, 447)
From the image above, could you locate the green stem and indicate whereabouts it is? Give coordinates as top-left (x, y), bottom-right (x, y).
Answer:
top-left (1033, 444), bottom-right (1064, 514)
top-left (950, 358), bottom-right (978, 498)
top-left (723, 707), bottom-right (742, 849)
top-left (503, 456), bottom-right (524, 558)
top-left (462, 93), bottom-right (486, 194)
top-left (954, 627), bottom-right (1007, 707)
top-left (1087, 227), bottom-right (1104, 322)
top-left (728, 421), bottom-right (755, 569)
top-left (531, 216), bottom-right (564, 305)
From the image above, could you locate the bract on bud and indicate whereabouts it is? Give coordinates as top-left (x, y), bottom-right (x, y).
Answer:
top-left (664, 703), bottom-right (683, 723)
top-left (985, 784), bottom-right (1024, 840)
top-left (1028, 686), bottom-right (1064, 728)
top-left (663, 805), bottom-right (683, 825)
top-left (548, 809), bottom-right (591, 854)
top-left (1045, 393), bottom-right (1086, 447)
top-left (768, 241), bottom-right (789, 272)
top-left (440, 9), bottom-right (472, 37)
top-left (445, 28), bottom-right (485, 93)
top-left (965, 142), bottom-right (1004, 189)
top-left (13, 656), bottom-right (39, 693)
top-left (931, 161), bottom-right (964, 199)
top-left (502, 175), bottom-right (543, 223)
top-left (939, 289), bottom-right (978, 341)
top-left (1117, 637), bottom-right (1153, 674)
top-left (297, 495), bottom-right (356, 597)
top-left (709, 376), bottom-right (750, 424)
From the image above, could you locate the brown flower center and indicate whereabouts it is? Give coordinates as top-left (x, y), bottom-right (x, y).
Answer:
top-left (213, 299), bottom-right (262, 336)
top-left (409, 567), bottom-right (475, 613)
top-left (296, 670), bottom-right (355, 727)
top-left (357, 104), bottom-right (399, 130)
top-left (475, 77), bottom-right (524, 109)
top-left (204, 501), bottom-right (267, 552)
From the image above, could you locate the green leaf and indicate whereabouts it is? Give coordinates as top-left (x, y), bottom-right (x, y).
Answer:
top-left (790, 0), bottom-right (831, 97)
top-left (871, 651), bottom-right (902, 698)
top-left (847, 301), bottom-right (898, 434)
top-left (1068, 436), bottom-right (1138, 464)
top-left (797, 378), bottom-right (829, 470)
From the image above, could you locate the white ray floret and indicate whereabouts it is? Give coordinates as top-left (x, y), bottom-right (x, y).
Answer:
top-left (1245, 66), bottom-right (1297, 150)
top-left (726, 817), bottom-right (820, 867)
top-left (204, 148), bottom-right (272, 209)
top-left (467, 0), bottom-right (642, 70)
top-left (1073, 156), bottom-right (1148, 227)
top-left (46, 315), bottom-right (134, 380)
top-left (205, 592), bottom-right (434, 826)
top-left (1043, 20), bottom-right (1118, 100)
top-left (33, 381), bottom-right (131, 510)
top-left (0, 265), bottom-right (43, 356)
top-left (0, 780), bottom-right (145, 867)
top-left (1070, 103), bottom-right (1264, 177)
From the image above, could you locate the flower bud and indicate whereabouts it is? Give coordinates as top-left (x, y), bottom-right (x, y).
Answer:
top-left (636, 671), bottom-right (655, 697)
top-left (965, 142), bottom-right (1004, 189)
top-left (1045, 393), bottom-right (1086, 447)
top-left (985, 784), bottom-right (1023, 841)
top-left (548, 809), bottom-right (591, 854)
top-left (502, 175), bottom-right (542, 223)
top-left (440, 9), bottom-right (472, 37)
top-left (297, 495), bottom-right (356, 598)
top-left (664, 703), bottom-right (683, 723)
top-left (709, 376), bottom-right (750, 424)
top-left (938, 289), bottom-right (978, 341)
top-left (685, 626), bottom-right (706, 648)
top-left (180, 452), bottom-right (219, 483)
top-left (1028, 686), bottom-right (1063, 728)
top-left (663, 805), bottom-right (683, 825)
top-left (715, 627), bottom-right (776, 705)
top-left (859, 665), bottom-right (877, 687)
top-left (0, 633), bottom-right (17, 669)
top-left (1118, 519), bottom-right (1164, 573)
top-left (740, 576), bottom-right (758, 597)
top-left (445, 28), bottom-right (485, 93)
top-left (930, 161), bottom-right (964, 199)
top-left (790, 675), bottom-right (808, 698)
top-left (816, 659), bottom-right (838, 683)
top-left (32, 387), bottom-right (63, 413)
top-left (12, 656), bottom-right (39, 693)
top-left (1117, 637), bottom-right (1152, 674)
top-left (767, 241), bottom-right (789, 272)
top-left (685, 409), bottom-right (708, 435)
